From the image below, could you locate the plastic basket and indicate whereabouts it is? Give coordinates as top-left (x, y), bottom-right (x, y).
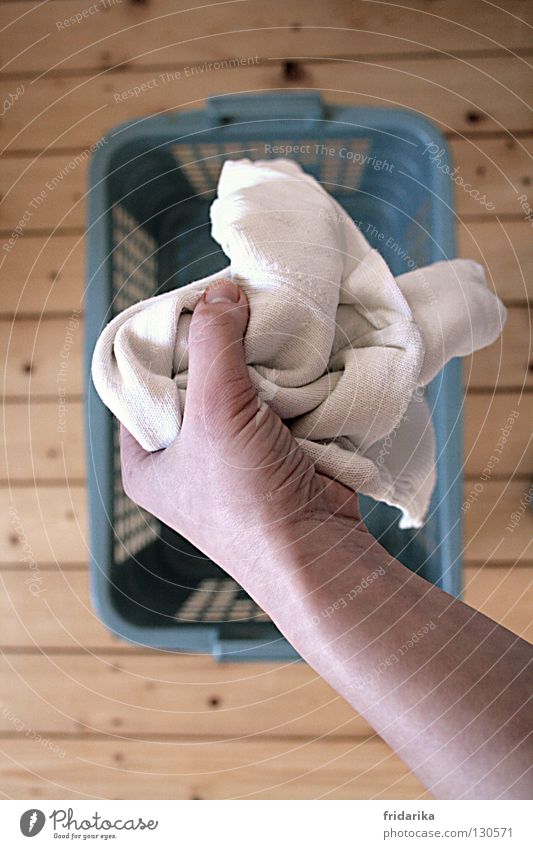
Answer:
top-left (85, 92), bottom-right (462, 660)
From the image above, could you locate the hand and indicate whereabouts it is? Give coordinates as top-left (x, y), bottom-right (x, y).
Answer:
top-left (120, 278), bottom-right (368, 590)
top-left (119, 279), bottom-right (533, 800)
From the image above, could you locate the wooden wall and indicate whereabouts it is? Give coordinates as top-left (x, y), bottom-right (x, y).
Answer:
top-left (0, 0), bottom-right (531, 799)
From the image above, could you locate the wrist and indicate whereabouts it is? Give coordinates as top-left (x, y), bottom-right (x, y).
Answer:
top-left (241, 512), bottom-right (382, 634)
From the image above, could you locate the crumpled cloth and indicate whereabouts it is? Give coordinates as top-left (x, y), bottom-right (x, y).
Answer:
top-left (91, 159), bottom-right (506, 528)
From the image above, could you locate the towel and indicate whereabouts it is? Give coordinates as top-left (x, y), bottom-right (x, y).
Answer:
top-left (91, 159), bottom-right (506, 528)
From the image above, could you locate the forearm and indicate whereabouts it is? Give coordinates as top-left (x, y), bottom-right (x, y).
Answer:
top-left (120, 279), bottom-right (530, 800)
top-left (237, 517), bottom-right (533, 800)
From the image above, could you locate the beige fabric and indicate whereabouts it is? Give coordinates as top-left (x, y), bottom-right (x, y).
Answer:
top-left (92, 159), bottom-right (506, 528)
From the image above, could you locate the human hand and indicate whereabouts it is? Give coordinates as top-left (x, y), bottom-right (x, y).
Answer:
top-left (120, 280), bottom-right (533, 801)
top-left (120, 278), bottom-right (368, 592)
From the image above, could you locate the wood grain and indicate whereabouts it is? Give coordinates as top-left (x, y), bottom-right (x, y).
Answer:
top-left (1, 563), bottom-right (530, 737)
top-left (0, 478), bottom-right (532, 569)
top-left (2, 393), bottom-right (531, 482)
top-left (463, 480), bottom-right (533, 563)
top-left (2, 55), bottom-right (532, 154)
top-left (0, 469), bottom-right (531, 573)
top-left (0, 563), bottom-right (530, 651)
top-left (0, 485), bottom-right (87, 565)
top-left (1, 315), bottom-right (83, 397)
top-left (450, 136), bottom-right (533, 218)
top-left (464, 306), bottom-right (532, 390)
top-left (2, 0), bottom-right (531, 75)
top-left (2, 220), bottom-right (530, 321)
top-left (1, 307), bottom-right (528, 399)
top-left (2, 138), bottom-right (532, 238)
top-left (0, 568), bottom-right (118, 648)
top-left (0, 652), bottom-right (369, 738)
top-left (463, 564), bottom-right (533, 640)
top-left (458, 220), bottom-right (533, 304)
top-left (464, 393), bottom-right (532, 478)
top-left (1, 400), bottom-right (86, 480)
top-left (0, 0), bottom-right (531, 802)
top-left (0, 235), bottom-right (84, 316)
top-left (0, 736), bottom-right (427, 799)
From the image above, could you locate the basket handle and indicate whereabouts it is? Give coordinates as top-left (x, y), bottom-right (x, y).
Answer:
top-left (205, 92), bottom-right (325, 126)
top-left (212, 628), bottom-right (300, 662)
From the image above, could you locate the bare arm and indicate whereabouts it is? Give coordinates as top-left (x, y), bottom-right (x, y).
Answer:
top-left (248, 516), bottom-right (532, 799)
top-left (120, 279), bottom-right (532, 799)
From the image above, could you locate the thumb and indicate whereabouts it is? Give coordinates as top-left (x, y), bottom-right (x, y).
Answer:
top-left (184, 279), bottom-right (256, 431)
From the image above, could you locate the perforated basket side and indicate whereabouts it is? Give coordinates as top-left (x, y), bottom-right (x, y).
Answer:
top-left (111, 205), bottom-right (160, 563)
top-left (169, 136), bottom-right (372, 197)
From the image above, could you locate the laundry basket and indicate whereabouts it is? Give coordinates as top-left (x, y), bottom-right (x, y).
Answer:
top-left (85, 92), bottom-right (462, 659)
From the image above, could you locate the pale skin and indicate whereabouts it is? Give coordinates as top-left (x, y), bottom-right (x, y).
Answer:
top-left (121, 279), bottom-right (532, 800)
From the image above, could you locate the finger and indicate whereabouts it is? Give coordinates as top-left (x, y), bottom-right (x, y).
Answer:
top-left (184, 279), bottom-right (254, 428)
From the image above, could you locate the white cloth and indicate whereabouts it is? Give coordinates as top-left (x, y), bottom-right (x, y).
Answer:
top-left (92, 159), bottom-right (506, 528)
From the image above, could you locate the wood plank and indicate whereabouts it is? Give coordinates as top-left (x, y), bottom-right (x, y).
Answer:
top-left (0, 316), bottom-right (83, 397)
top-left (0, 556), bottom-right (530, 651)
top-left (464, 393), bottom-right (532, 478)
top-left (1, 473), bottom-right (532, 569)
top-left (448, 136), bottom-right (533, 219)
top-left (0, 401), bottom-right (86, 481)
top-left (0, 485), bottom-right (87, 565)
top-left (0, 564), bottom-right (529, 738)
top-left (463, 481), bottom-right (533, 563)
top-left (0, 736), bottom-right (427, 799)
top-left (463, 564), bottom-right (533, 641)
top-left (0, 1), bottom-right (529, 806)
top-left (2, 0), bottom-right (531, 76)
top-left (1, 220), bottom-right (529, 321)
top-left (2, 139), bottom-right (531, 236)
top-left (0, 155), bottom-right (86, 234)
top-left (0, 569), bottom-right (117, 649)
top-left (0, 470), bottom-right (531, 574)
top-left (458, 220), bottom-right (533, 304)
top-left (2, 54), bottom-right (532, 155)
top-left (0, 235), bottom-right (84, 315)
top-left (2, 306), bottom-right (528, 399)
top-left (0, 652), bottom-right (369, 739)
top-left (465, 306), bottom-right (532, 390)
top-left (3, 392), bottom-right (531, 483)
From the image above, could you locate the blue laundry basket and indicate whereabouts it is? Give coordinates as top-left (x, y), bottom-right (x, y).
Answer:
top-left (85, 92), bottom-right (463, 660)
